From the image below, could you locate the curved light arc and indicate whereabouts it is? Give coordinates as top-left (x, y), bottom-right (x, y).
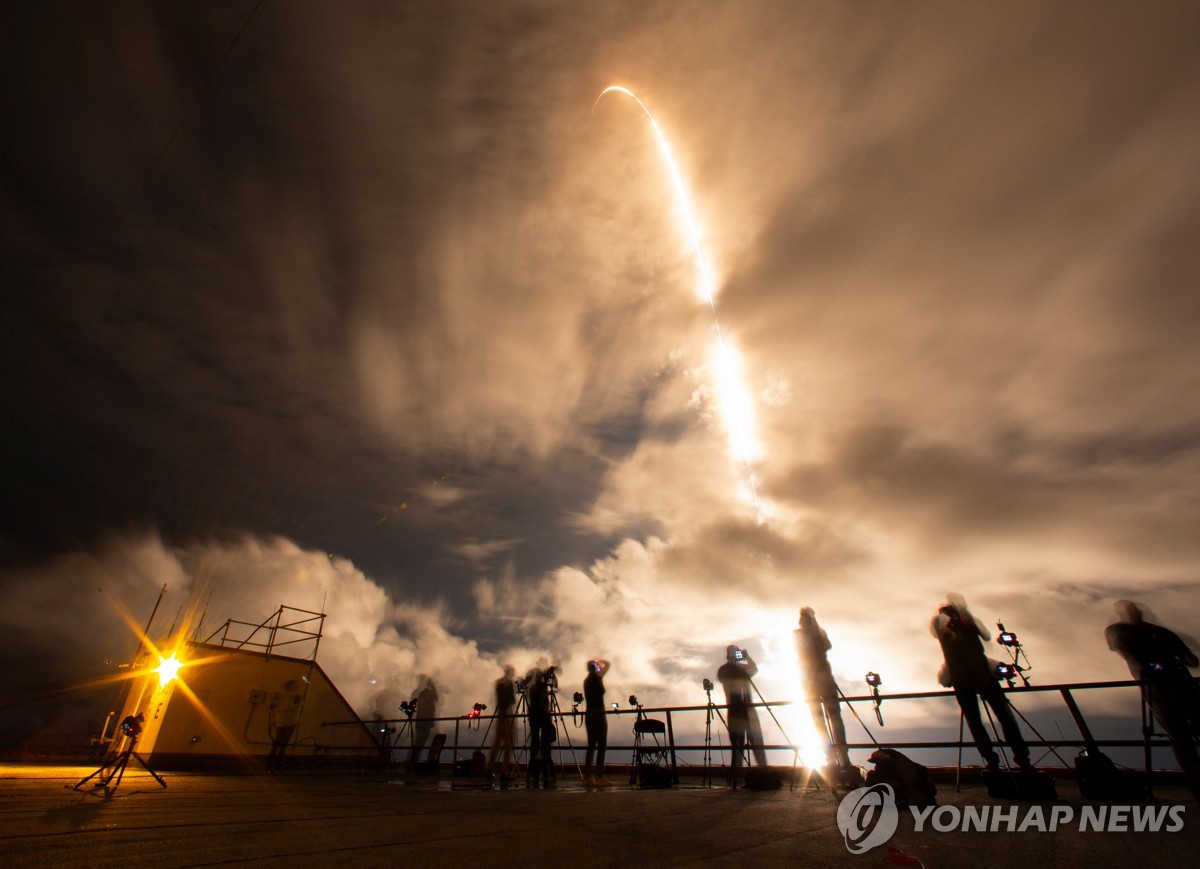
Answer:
top-left (596, 85), bottom-right (763, 517)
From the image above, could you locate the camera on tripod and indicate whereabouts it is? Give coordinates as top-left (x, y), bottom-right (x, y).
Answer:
top-left (120, 713), bottom-right (144, 739)
top-left (865, 673), bottom-right (885, 726)
top-left (465, 701), bottom-right (487, 730)
top-left (72, 711), bottom-right (166, 794)
top-left (995, 620), bottom-right (1033, 686)
top-left (544, 666), bottom-right (558, 693)
top-left (515, 677), bottom-right (527, 695)
top-left (399, 699), bottom-right (418, 718)
top-left (702, 678), bottom-right (714, 693)
top-left (995, 661), bottom-right (1025, 688)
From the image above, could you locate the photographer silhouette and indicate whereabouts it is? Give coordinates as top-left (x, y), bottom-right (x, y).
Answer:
top-left (1106, 600), bottom-right (1200, 800)
top-left (487, 665), bottom-right (517, 779)
top-left (582, 659), bottom-right (612, 786)
top-left (525, 663), bottom-right (557, 788)
top-left (717, 645), bottom-right (768, 784)
top-left (932, 595), bottom-right (1031, 774)
top-left (795, 607), bottom-right (851, 768)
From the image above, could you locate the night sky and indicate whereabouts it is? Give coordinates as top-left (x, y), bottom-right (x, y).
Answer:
top-left (3, 2), bottom-right (1200, 751)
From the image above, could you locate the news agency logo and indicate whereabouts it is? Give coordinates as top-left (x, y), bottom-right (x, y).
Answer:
top-left (836, 784), bottom-right (899, 854)
top-left (836, 785), bottom-right (1188, 855)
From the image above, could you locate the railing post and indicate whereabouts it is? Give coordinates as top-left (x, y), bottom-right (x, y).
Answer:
top-left (666, 709), bottom-right (679, 783)
top-left (1059, 687), bottom-right (1096, 749)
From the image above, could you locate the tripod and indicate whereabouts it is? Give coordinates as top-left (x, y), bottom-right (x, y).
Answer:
top-left (522, 684), bottom-right (582, 788)
top-left (702, 685), bottom-right (728, 787)
top-left (952, 688), bottom-right (1066, 792)
top-left (548, 689), bottom-right (582, 781)
top-left (996, 622), bottom-right (1033, 687)
top-left (828, 684), bottom-right (881, 767)
top-left (793, 686), bottom-right (875, 795)
top-left (1003, 696), bottom-right (1070, 769)
top-left (492, 691), bottom-right (527, 783)
top-left (384, 715), bottom-right (415, 771)
top-left (72, 733), bottom-right (166, 795)
top-left (867, 678), bottom-right (885, 727)
top-left (745, 677), bottom-right (795, 789)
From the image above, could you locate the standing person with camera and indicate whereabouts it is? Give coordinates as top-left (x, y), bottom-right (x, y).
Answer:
top-left (487, 665), bottom-right (517, 780)
top-left (931, 594), bottom-right (1032, 774)
top-left (525, 662), bottom-right (557, 788)
top-left (717, 645), bottom-right (768, 785)
top-left (409, 675), bottom-right (438, 769)
top-left (1106, 600), bottom-right (1200, 800)
top-left (582, 659), bottom-right (612, 786)
top-left (795, 607), bottom-right (851, 769)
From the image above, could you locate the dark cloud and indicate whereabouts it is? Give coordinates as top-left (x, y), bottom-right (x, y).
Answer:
top-left (3, 2), bottom-right (1200, 753)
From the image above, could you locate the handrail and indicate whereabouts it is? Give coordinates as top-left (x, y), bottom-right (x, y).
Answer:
top-left (329, 677), bottom-right (1152, 727)
top-left (321, 676), bottom-right (1175, 769)
top-left (202, 604), bottom-right (325, 660)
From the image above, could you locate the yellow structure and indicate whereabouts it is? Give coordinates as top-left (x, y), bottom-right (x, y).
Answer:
top-left (113, 640), bottom-right (379, 769)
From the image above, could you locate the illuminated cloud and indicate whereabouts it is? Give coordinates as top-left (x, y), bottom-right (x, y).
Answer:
top-left (3, 3), bottom-right (1200, 753)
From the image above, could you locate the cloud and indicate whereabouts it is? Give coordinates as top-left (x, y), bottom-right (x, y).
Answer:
top-left (4, 2), bottom-right (1200, 762)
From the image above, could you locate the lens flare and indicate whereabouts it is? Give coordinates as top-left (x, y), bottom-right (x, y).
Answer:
top-left (760, 623), bottom-right (837, 769)
top-left (155, 653), bottom-right (184, 686)
top-left (596, 85), bottom-right (763, 518)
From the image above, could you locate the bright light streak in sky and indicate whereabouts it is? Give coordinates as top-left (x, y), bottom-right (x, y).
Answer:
top-left (596, 86), bottom-right (763, 517)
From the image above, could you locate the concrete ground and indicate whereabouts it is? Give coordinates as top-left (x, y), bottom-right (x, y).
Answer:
top-left (0, 764), bottom-right (1196, 868)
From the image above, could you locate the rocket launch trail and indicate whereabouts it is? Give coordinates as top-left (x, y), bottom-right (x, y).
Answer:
top-left (595, 85), bottom-right (763, 519)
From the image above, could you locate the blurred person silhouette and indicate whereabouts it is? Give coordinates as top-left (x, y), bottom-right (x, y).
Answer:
top-left (487, 665), bottom-right (517, 779)
top-left (931, 594), bottom-right (1032, 774)
top-left (717, 644), bottom-right (768, 784)
top-left (525, 661), bottom-right (557, 788)
top-left (409, 675), bottom-right (439, 768)
top-left (266, 679), bottom-right (303, 772)
top-left (795, 607), bottom-right (851, 768)
top-left (1106, 600), bottom-right (1200, 799)
top-left (583, 659), bottom-right (612, 786)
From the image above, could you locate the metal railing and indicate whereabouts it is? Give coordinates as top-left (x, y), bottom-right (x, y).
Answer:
top-left (322, 676), bottom-right (1179, 775)
top-left (204, 604), bottom-right (325, 660)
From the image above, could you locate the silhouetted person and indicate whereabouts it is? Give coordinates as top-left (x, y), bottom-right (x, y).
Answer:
top-left (931, 595), bottom-right (1031, 773)
top-left (487, 665), bottom-right (517, 779)
top-left (266, 679), bottom-right (303, 772)
top-left (409, 676), bottom-right (438, 768)
top-left (583, 659), bottom-right (612, 785)
top-left (795, 607), bottom-right (851, 768)
top-left (525, 663), bottom-right (557, 788)
top-left (717, 644), bottom-right (768, 783)
top-left (1106, 600), bottom-right (1200, 799)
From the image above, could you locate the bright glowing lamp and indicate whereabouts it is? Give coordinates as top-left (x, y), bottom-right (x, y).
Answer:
top-left (155, 653), bottom-right (184, 686)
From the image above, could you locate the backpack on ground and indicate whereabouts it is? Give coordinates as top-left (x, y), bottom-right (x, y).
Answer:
top-left (1075, 748), bottom-right (1148, 802)
top-left (865, 748), bottom-right (937, 808)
